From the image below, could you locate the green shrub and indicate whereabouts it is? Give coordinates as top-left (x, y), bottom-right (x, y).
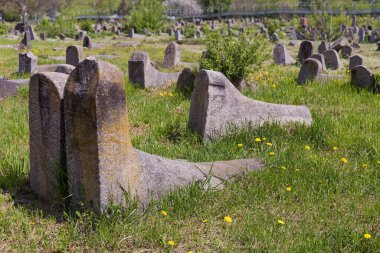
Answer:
top-left (0, 22), bottom-right (10, 35)
top-left (184, 24), bottom-right (197, 38)
top-left (200, 30), bottom-right (271, 82)
top-left (128, 0), bottom-right (166, 33)
top-left (80, 20), bottom-right (93, 32)
top-left (36, 16), bottom-right (76, 38)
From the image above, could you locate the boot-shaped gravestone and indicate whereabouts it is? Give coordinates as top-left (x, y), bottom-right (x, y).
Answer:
top-left (189, 70), bottom-right (313, 140)
top-left (341, 45), bottom-right (353, 58)
top-left (29, 72), bottom-right (69, 202)
top-left (310, 53), bottom-right (326, 71)
top-left (349, 55), bottom-right (364, 70)
top-left (351, 65), bottom-right (375, 91)
top-left (324, 49), bottom-right (341, 70)
top-left (83, 35), bottom-right (93, 48)
top-left (297, 58), bottom-right (323, 84)
top-left (318, 41), bottom-right (327, 54)
top-left (19, 52), bottom-right (37, 73)
top-left (164, 42), bottom-right (181, 68)
top-left (66, 45), bottom-right (85, 67)
top-left (128, 51), bottom-right (180, 89)
top-left (297, 40), bottom-right (313, 62)
top-left (64, 58), bottom-right (263, 213)
top-left (273, 43), bottom-right (296, 65)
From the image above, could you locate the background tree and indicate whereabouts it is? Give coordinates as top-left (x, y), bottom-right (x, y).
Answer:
top-left (128, 0), bottom-right (166, 33)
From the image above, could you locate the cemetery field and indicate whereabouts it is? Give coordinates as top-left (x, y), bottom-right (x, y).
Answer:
top-left (0, 36), bottom-right (379, 252)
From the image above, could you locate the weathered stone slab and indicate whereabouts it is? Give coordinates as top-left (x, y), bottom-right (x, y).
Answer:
top-left (310, 53), bottom-right (326, 70)
top-left (351, 65), bottom-right (375, 91)
top-left (0, 79), bottom-right (28, 99)
top-left (36, 64), bottom-right (75, 75)
top-left (64, 59), bottom-right (263, 212)
top-left (349, 55), bottom-right (364, 70)
top-left (318, 41), bottom-right (327, 54)
top-left (324, 49), bottom-right (341, 70)
top-left (29, 72), bottom-right (69, 201)
top-left (189, 70), bottom-right (313, 140)
top-left (297, 58), bottom-right (323, 84)
top-left (83, 35), bottom-right (93, 48)
top-left (19, 52), bottom-right (37, 73)
top-left (177, 67), bottom-right (196, 93)
top-left (341, 45), bottom-right (353, 58)
top-left (273, 43), bottom-right (296, 65)
top-left (128, 51), bottom-right (180, 89)
top-left (164, 42), bottom-right (181, 68)
top-left (332, 37), bottom-right (348, 52)
top-left (66, 45), bottom-right (85, 67)
top-left (297, 40), bottom-right (313, 62)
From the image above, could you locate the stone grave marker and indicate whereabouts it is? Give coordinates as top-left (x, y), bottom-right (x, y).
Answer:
top-left (297, 58), bottom-right (323, 84)
top-left (164, 42), bottom-right (181, 68)
top-left (324, 49), bottom-right (341, 70)
top-left (66, 45), bottom-right (85, 67)
top-left (273, 43), bottom-right (296, 65)
top-left (351, 65), bottom-right (375, 91)
top-left (349, 55), bottom-right (364, 70)
top-left (318, 40), bottom-right (327, 54)
top-left (83, 35), bottom-right (93, 48)
top-left (297, 40), bottom-right (313, 62)
top-left (341, 45), bottom-right (354, 58)
top-left (310, 53), bottom-right (326, 70)
top-left (19, 52), bottom-right (37, 73)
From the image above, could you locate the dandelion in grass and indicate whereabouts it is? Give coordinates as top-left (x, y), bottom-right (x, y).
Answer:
top-left (262, 137), bottom-right (267, 141)
top-left (362, 164), bottom-right (368, 168)
top-left (286, 187), bottom-right (292, 192)
top-left (159, 93), bottom-right (164, 97)
top-left (237, 144), bottom-right (244, 148)
top-left (266, 142), bottom-right (273, 146)
top-left (377, 160), bottom-right (380, 164)
top-left (277, 219), bottom-right (285, 225)
top-left (272, 84), bottom-right (276, 88)
top-left (341, 157), bottom-right (348, 164)
top-left (364, 233), bottom-right (372, 239)
top-left (333, 146), bottom-right (338, 151)
top-left (224, 216), bottom-right (232, 223)
top-left (281, 166), bottom-right (287, 170)
top-left (305, 145), bottom-right (311, 151)
top-left (202, 219), bottom-right (208, 223)
top-left (168, 92), bottom-right (173, 97)
top-left (269, 152), bottom-right (275, 156)
top-left (168, 240), bottom-right (175, 246)
top-left (255, 137), bottom-right (261, 142)
top-left (161, 210), bottom-right (168, 216)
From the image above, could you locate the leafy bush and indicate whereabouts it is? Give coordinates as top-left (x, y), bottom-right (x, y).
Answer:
top-left (0, 22), bottom-right (10, 35)
top-left (80, 20), bottom-right (93, 32)
top-left (128, 0), bottom-right (167, 33)
top-left (36, 16), bottom-right (76, 38)
top-left (184, 24), bottom-right (197, 38)
top-left (200, 30), bottom-right (271, 82)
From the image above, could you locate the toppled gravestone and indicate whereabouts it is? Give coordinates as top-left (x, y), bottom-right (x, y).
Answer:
top-left (164, 42), bottom-right (181, 68)
top-left (29, 72), bottom-right (69, 201)
top-left (189, 70), bottom-right (313, 140)
top-left (36, 64), bottom-right (75, 75)
top-left (297, 58), bottom-right (323, 84)
top-left (19, 52), bottom-right (38, 73)
top-left (66, 45), bottom-right (85, 67)
top-left (61, 58), bottom-right (263, 213)
top-left (273, 43), bottom-right (296, 65)
top-left (128, 51), bottom-right (180, 89)
top-left (349, 55), bottom-right (364, 70)
top-left (351, 65), bottom-right (375, 91)
top-left (0, 79), bottom-right (28, 99)
top-left (297, 40), bottom-right (314, 62)
top-left (324, 49), bottom-right (342, 70)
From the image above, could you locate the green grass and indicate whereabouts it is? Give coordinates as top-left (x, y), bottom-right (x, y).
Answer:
top-left (0, 33), bottom-right (379, 252)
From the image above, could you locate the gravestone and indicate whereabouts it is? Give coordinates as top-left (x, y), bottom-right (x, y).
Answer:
top-left (324, 49), bottom-right (341, 70)
top-left (189, 70), bottom-right (313, 140)
top-left (351, 65), bottom-right (375, 91)
top-left (128, 51), bottom-right (180, 89)
top-left (21, 29), bottom-right (31, 47)
top-left (297, 40), bottom-right (313, 62)
top-left (36, 64), bottom-right (75, 75)
top-left (0, 79), bottom-right (28, 99)
top-left (164, 42), bottom-right (181, 68)
top-left (83, 35), bottom-right (92, 48)
top-left (63, 58), bottom-right (263, 213)
top-left (177, 68), bottom-right (196, 93)
top-left (332, 37), bottom-right (348, 52)
top-left (377, 41), bottom-right (380, 51)
top-left (352, 42), bottom-right (360, 49)
top-left (318, 41), bottom-right (327, 54)
top-left (341, 45), bottom-right (353, 58)
top-left (349, 55), bottom-right (364, 70)
top-left (273, 43), bottom-right (296, 65)
top-left (310, 53), bottom-right (326, 70)
top-left (290, 30), bottom-right (297, 40)
top-left (19, 52), bottom-right (37, 73)
top-left (66, 45), bottom-right (85, 67)
top-left (29, 72), bottom-right (69, 202)
top-left (129, 28), bottom-right (135, 38)
top-left (297, 58), bottom-right (323, 84)
top-left (40, 32), bottom-right (46, 40)
top-left (352, 15), bottom-right (357, 27)
top-left (175, 30), bottom-right (182, 42)
top-left (358, 28), bottom-right (365, 43)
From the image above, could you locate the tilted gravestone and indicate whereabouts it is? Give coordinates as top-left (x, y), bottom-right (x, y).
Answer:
top-left (19, 52), bottom-right (37, 73)
top-left (341, 45), bottom-right (354, 58)
top-left (189, 70), bottom-right (313, 140)
top-left (66, 45), bottom-right (85, 67)
top-left (297, 58), bottom-right (323, 84)
top-left (83, 35), bottom-right (93, 48)
top-left (351, 65), bottom-right (375, 91)
top-left (310, 53), bottom-right (326, 70)
top-left (349, 55), bottom-right (364, 70)
top-left (297, 40), bottom-right (313, 62)
top-left (164, 42), bottom-right (181, 68)
top-left (273, 43), bottom-right (296, 65)
top-left (324, 49), bottom-right (341, 70)
top-left (318, 41), bottom-right (327, 54)
top-left (0, 79), bottom-right (28, 99)
top-left (29, 72), bottom-right (69, 202)
top-left (331, 37), bottom-right (349, 52)
top-left (63, 58), bottom-right (263, 212)
top-left (176, 67), bottom-right (196, 93)
top-left (352, 42), bottom-right (360, 49)
top-left (128, 51), bottom-right (180, 89)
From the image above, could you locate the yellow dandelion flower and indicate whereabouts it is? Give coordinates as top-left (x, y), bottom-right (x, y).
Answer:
top-left (188, 251), bottom-right (193, 253)
top-left (159, 93), bottom-right (164, 97)
top-left (377, 160), bottom-right (380, 164)
top-left (305, 145), bottom-right (311, 151)
top-left (272, 84), bottom-right (276, 88)
top-left (168, 240), bottom-right (175, 246)
top-left (269, 152), bottom-right (275, 156)
top-left (161, 210), bottom-right (168, 216)
top-left (262, 137), bottom-right (267, 141)
top-left (277, 219), bottom-right (285, 225)
top-left (333, 146), bottom-right (338, 151)
top-left (286, 187), bottom-right (292, 192)
top-left (255, 137), bottom-right (262, 142)
top-left (364, 233), bottom-right (372, 239)
top-left (237, 144), bottom-right (244, 148)
top-left (202, 219), bottom-right (208, 223)
top-left (362, 164), bottom-right (368, 168)
top-left (224, 216), bottom-right (232, 223)
top-left (341, 157), bottom-right (348, 164)
top-left (281, 166), bottom-right (287, 170)
top-left (266, 142), bottom-right (273, 146)
top-left (168, 92), bottom-right (173, 97)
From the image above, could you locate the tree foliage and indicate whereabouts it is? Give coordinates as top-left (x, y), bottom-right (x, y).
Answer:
top-left (128, 0), bottom-right (166, 33)
top-left (200, 0), bottom-right (232, 13)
